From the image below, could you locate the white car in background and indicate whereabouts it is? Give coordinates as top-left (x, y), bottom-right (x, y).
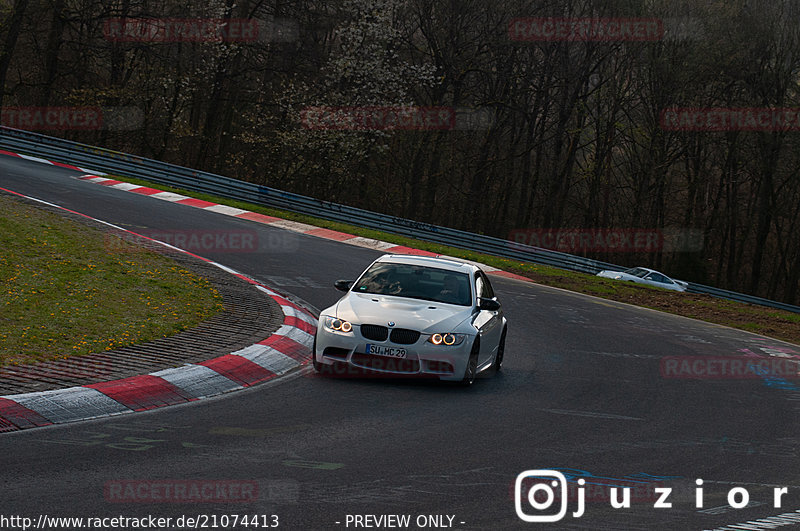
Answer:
top-left (312, 254), bottom-right (507, 385)
top-left (596, 267), bottom-right (688, 292)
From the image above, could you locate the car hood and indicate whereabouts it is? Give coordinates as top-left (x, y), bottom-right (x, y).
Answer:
top-left (334, 292), bottom-right (472, 332)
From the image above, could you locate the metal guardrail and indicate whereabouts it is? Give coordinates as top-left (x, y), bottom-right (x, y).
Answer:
top-left (2, 125), bottom-right (799, 314)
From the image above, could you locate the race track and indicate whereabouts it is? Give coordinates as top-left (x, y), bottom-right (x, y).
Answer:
top-left (2, 155), bottom-right (799, 530)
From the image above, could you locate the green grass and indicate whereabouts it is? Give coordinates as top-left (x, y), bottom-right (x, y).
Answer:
top-left (0, 194), bottom-right (224, 366)
top-left (769, 312), bottom-right (800, 323)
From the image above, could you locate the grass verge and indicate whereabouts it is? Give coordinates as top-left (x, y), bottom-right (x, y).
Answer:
top-left (0, 194), bottom-right (224, 366)
top-left (108, 175), bottom-right (800, 346)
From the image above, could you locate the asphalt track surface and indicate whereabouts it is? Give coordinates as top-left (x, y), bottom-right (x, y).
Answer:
top-left (2, 155), bottom-right (800, 531)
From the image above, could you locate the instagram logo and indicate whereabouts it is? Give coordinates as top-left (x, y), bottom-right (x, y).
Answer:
top-left (515, 470), bottom-right (584, 522)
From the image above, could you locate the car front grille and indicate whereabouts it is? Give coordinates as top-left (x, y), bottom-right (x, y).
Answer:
top-left (389, 328), bottom-right (420, 345)
top-left (360, 325), bottom-right (420, 344)
top-left (360, 324), bottom-right (388, 341)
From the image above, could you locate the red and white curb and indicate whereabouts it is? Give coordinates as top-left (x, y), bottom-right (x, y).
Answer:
top-left (0, 185), bottom-right (316, 433)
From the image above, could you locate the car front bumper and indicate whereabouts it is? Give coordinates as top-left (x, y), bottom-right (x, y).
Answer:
top-left (314, 324), bottom-right (473, 381)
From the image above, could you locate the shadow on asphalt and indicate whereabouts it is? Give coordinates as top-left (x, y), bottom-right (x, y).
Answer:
top-left (307, 362), bottom-right (514, 394)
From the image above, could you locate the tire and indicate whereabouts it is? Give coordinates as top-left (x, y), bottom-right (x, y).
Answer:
top-left (493, 328), bottom-right (506, 372)
top-left (461, 339), bottom-right (480, 386)
top-left (311, 335), bottom-right (322, 372)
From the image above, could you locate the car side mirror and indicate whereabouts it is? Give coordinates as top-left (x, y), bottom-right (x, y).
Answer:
top-left (478, 298), bottom-right (500, 311)
top-left (334, 280), bottom-right (353, 292)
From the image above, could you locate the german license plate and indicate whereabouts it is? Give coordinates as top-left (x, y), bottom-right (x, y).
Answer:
top-left (365, 344), bottom-right (407, 358)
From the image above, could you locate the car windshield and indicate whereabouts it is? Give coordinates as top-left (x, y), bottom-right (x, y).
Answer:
top-left (624, 267), bottom-right (650, 278)
top-left (352, 262), bottom-right (472, 306)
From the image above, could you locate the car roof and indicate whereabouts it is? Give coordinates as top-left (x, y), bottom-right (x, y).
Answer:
top-left (376, 254), bottom-right (478, 273)
top-left (634, 267), bottom-right (672, 278)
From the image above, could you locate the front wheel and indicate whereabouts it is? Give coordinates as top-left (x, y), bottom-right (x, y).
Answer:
top-left (461, 339), bottom-right (480, 386)
top-left (493, 328), bottom-right (506, 372)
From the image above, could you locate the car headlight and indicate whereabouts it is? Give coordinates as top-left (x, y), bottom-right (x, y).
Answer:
top-left (427, 333), bottom-right (465, 346)
top-left (323, 316), bottom-right (353, 333)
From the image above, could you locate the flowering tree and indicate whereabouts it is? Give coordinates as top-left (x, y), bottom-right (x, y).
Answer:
top-left (250, 0), bottom-right (437, 201)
